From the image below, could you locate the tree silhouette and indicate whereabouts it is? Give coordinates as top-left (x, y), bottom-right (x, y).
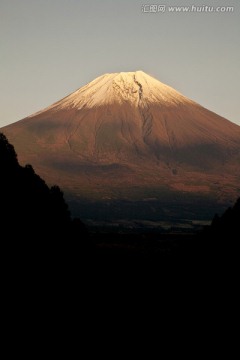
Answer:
top-left (0, 132), bottom-right (87, 246)
top-left (210, 197), bottom-right (240, 239)
top-left (0, 133), bottom-right (18, 170)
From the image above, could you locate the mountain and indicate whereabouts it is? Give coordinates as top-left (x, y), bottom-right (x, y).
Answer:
top-left (2, 71), bottom-right (240, 222)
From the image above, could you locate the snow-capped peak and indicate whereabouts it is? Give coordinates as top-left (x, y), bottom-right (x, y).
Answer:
top-left (42, 71), bottom-right (195, 113)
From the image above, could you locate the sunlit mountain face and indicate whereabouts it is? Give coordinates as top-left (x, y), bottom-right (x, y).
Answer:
top-left (2, 71), bottom-right (240, 223)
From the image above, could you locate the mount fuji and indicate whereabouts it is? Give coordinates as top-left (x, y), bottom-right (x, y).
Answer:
top-left (2, 71), bottom-right (240, 221)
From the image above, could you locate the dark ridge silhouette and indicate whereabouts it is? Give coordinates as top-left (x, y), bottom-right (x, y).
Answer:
top-left (0, 133), bottom-right (89, 276)
top-left (209, 198), bottom-right (240, 239)
top-left (193, 196), bottom-right (240, 276)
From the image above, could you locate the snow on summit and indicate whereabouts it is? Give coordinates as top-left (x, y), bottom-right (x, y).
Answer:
top-left (44, 71), bottom-right (195, 112)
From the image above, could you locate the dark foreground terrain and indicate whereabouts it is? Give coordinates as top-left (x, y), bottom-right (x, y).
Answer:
top-left (94, 232), bottom-right (197, 262)
top-left (92, 198), bottom-right (239, 278)
top-left (1, 132), bottom-right (239, 285)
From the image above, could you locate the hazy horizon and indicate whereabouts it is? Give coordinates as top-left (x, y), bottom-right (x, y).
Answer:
top-left (1, 0), bottom-right (239, 127)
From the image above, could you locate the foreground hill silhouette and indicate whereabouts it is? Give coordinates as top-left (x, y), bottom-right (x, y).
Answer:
top-left (2, 132), bottom-right (239, 292)
top-left (209, 197), bottom-right (240, 240)
top-left (0, 133), bottom-right (87, 245)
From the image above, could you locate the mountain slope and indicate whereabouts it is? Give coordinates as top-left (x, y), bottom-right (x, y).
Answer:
top-left (2, 71), bottom-right (240, 219)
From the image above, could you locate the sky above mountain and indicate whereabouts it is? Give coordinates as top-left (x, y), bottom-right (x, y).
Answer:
top-left (0, 0), bottom-right (239, 127)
